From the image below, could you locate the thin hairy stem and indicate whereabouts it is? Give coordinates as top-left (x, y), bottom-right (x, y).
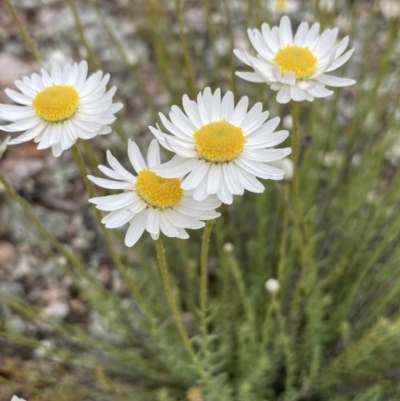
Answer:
top-left (154, 238), bottom-right (220, 398)
top-left (200, 219), bottom-right (215, 347)
top-left (172, 0), bottom-right (197, 97)
top-left (5, 0), bottom-right (42, 64)
top-left (64, 0), bottom-right (99, 71)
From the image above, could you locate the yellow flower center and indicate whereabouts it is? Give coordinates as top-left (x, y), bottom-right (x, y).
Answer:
top-left (193, 120), bottom-right (246, 163)
top-left (135, 169), bottom-right (183, 209)
top-left (275, 0), bottom-right (288, 9)
top-left (32, 85), bottom-right (79, 122)
top-left (273, 45), bottom-right (318, 79)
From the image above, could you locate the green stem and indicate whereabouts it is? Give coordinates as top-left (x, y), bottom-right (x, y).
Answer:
top-left (200, 219), bottom-right (215, 346)
top-left (271, 294), bottom-right (296, 398)
top-left (277, 186), bottom-right (289, 290)
top-left (86, 0), bottom-right (157, 120)
top-left (5, 0), bottom-right (42, 64)
top-left (229, 253), bottom-right (257, 348)
top-left (155, 238), bottom-right (218, 396)
top-left (172, 0), bottom-right (197, 98)
top-left (223, 0), bottom-right (238, 98)
top-left (64, 0), bottom-right (99, 71)
top-left (71, 145), bottom-right (148, 311)
top-left (290, 100), bottom-right (302, 227)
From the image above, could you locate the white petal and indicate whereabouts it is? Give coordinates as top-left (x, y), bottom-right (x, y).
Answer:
top-left (229, 96), bottom-right (248, 126)
top-left (75, 61), bottom-right (89, 90)
top-left (147, 139), bottom-right (161, 168)
top-left (125, 211), bottom-right (147, 246)
top-left (197, 90), bottom-right (211, 124)
top-left (261, 24), bottom-right (280, 52)
top-left (51, 63), bottom-right (63, 83)
top-left (220, 91), bottom-right (235, 120)
top-left (283, 72), bottom-right (296, 85)
top-left (246, 129), bottom-right (289, 149)
top-left (276, 86), bottom-right (291, 104)
top-left (307, 85), bottom-right (334, 98)
top-left (316, 74), bottom-right (356, 87)
top-left (193, 174), bottom-right (211, 201)
top-left (37, 125), bottom-right (58, 149)
top-left (149, 125), bottom-right (174, 152)
top-left (223, 163), bottom-right (243, 195)
top-left (16, 79), bottom-right (36, 97)
top-left (79, 71), bottom-right (103, 97)
top-left (152, 156), bottom-right (198, 178)
top-left (103, 209), bottom-right (134, 229)
top-left (159, 112), bottom-right (191, 139)
top-left (128, 140), bottom-right (148, 173)
top-left (90, 192), bottom-right (135, 211)
top-left (235, 71), bottom-right (265, 83)
top-left (159, 211), bottom-right (180, 237)
top-left (202, 87), bottom-right (214, 123)
top-left (235, 156), bottom-right (284, 179)
top-left (4, 89), bottom-right (32, 105)
top-left (146, 209), bottom-right (160, 235)
top-left (233, 49), bottom-right (252, 66)
top-left (106, 150), bottom-right (135, 182)
top-left (206, 164), bottom-right (222, 195)
top-left (326, 49), bottom-right (354, 72)
top-left (0, 105), bottom-right (35, 121)
top-left (98, 164), bottom-right (126, 180)
top-left (211, 88), bottom-right (221, 122)
top-left (52, 142), bottom-right (63, 157)
top-left (181, 160), bottom-right (210, 190)
top-left (304, 22), bottom-right (320, 46)
top-left (233, 163), bottom-right (265, 193)
top-left (294, 22), bottom-right (309, 46)
top-left (332, 36), bottom-right (350, 58)
top-left (169, 105), bottom-right (197, 135)
top-left (66, 63), bottom-right (79, 86)
top-left (72, 118), bottom-right (102, 133)
top-left (290, 85), bottom-right (307, 101)
top-left (241, 148), bottom-right (291, 162)
top-left (217, 175), bottom-right (233, 204)
top-left (312, 29), bottom-right (338, 59)
top-left (8, 126), bottom-right (45, 146)
top-left (182, 95), bottom-right (202, 128)
top-left (279, 16), bottom-right (293, 46)
top-left (0, 117), bottom-right (41, 132)
top-left (88, 176), bottom-right (132, 190)
top-left (247, 117), bottom-right (281, 139)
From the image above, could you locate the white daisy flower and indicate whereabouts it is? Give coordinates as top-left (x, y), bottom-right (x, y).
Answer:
top-left (0, 61), bottom-right (123, 157)
top-left (11, 397), bottom-right (26, 401)
top-left (234, 16), bottom-right (356, 103)
top-left (88, 140), bottom-right (221, 247)
top-left (268, 0), bottom-right (300, 14)
top-left (149, 88), bottom-right (291, 204)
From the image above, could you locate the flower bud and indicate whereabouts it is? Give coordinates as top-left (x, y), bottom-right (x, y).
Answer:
top-left (265, 278), bottom-right (280, 294)
top-left (223, 242), bottom-right (234, 253)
